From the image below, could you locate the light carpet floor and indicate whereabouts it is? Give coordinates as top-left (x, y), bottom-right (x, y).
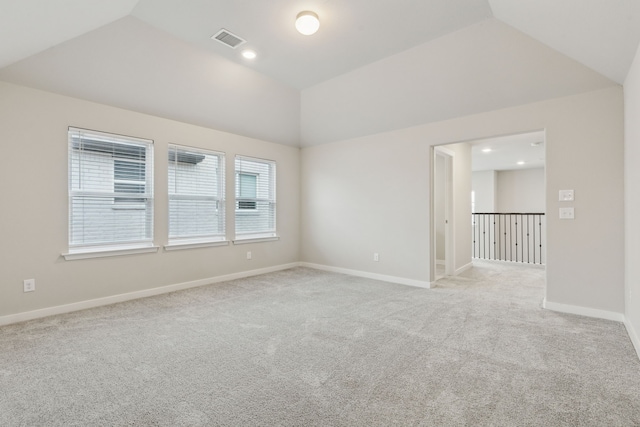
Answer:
top-left (1, 261), bottom-right (639, 426)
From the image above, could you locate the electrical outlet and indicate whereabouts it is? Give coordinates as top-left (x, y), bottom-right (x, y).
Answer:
top-left (373, 253), bottom-right (379, 262)
top-left (23, 279), bottom-right (35, 293)
top-left (247, 251), bottom-right (252, 260)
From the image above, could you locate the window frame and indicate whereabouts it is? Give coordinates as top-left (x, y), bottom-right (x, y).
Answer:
top-left (113, 158), bottom-right (147, 209)
top-left (64, 127), bottom-right (157, 260)
top-left (233, 155), bottom-right (277, 243)
top-left (166, 144), bottom-right (227, 250)
top-left (237, 172), bottom-right (258, 210)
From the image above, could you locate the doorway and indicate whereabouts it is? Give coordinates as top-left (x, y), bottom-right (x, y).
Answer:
top-left (430, 131), bottom-right (546, 290)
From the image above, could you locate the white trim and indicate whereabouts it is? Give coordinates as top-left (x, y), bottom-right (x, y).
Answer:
top-left (300, 262), bottom-right (431, 289)
top-left (455, 262), bottom-right (473, 276)
top-left (624, 319), bottom-right (640, 361)
top-left (0, 263), bottom-right (300, 327)
top-left (436, 259), bottom-right (445, 266)
top-left (434, 145), bottom-right (456, 157)
top-left (164, 240), bottom-right (229, 251)
top-left (63, 245), bottom-right (159, 261)
top-left (542, 299), bottom-right (625, 322)
top-left (233, 236), bottom-right (279, 245)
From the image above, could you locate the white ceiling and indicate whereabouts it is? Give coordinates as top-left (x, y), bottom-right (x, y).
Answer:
top-left (489, 0), bottom-right (640, 84)
top-left (0, 17), bottom-right (301, 146)
top-left (130, 0), bottom-right (493, 90)
top-left (300, 19), bottom-right (613, 146)
top-left (0, 0), bottom-right (639, 147)
top-left (0, 0), bottom-right (138, 68)
top-left (471, 131), bottom-right (546, 172)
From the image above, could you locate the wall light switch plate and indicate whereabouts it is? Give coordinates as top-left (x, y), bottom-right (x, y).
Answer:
top-left (559, 207), bottom-right (574, 219)
top-left (559, 190), bottom-right (574, 201)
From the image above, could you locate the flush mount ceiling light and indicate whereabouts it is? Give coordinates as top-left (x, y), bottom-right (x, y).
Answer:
top-left (296, 11), bottom-right (320, 35)
top-left (481, 148), bottom-right (492, 153)
top-left (517, 161), bottom-right (525, 165)
top-left (241, 49), bottom-right (257, 59)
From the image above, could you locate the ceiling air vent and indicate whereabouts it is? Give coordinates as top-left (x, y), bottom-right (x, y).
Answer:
top-left (211, 29), bottom-right (246, 49)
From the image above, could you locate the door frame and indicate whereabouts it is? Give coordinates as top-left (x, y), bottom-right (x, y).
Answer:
top-left (432, 146), bottom-right (455, 281)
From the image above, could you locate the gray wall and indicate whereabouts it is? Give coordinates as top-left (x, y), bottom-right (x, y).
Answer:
top-left (0, 81), bottom-right (300, 318)
top-left (625, 42), bottom-right (640, 351)
top-left (301, 86), bottom-right (624, 314)
top-left (0, 81), bottom-right (628, 325)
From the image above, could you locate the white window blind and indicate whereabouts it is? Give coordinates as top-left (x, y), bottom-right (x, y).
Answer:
top-left (235, 156), bottom-right (276, 239)
top-left (68, 127), bottom-right (154, 252)
top-left (168, 145), bottom-right (225, 244)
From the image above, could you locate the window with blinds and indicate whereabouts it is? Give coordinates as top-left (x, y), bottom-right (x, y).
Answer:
top-left (168, 145), bottom-right (225, 245)
top-left (68, 127), bottom-right (154, 252)
top-left (235, 156), bottom-right (276, 239)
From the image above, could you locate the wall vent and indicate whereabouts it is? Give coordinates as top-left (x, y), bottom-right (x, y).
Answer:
top-left (211, 29), bottom-right (246, 49)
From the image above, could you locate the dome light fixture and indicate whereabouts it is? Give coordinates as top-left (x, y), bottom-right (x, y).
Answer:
top-left (296, 11), bottom-right (320, 35)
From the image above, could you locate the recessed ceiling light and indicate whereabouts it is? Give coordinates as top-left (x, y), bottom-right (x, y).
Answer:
top-left (241, 49), bottom-right (257, 60)
top-left (482, 148), bottom-right (492, 153)
top-left (296, 11), bottom-right (320, 35)
top-left (517, 161), bottom-right (525, 165)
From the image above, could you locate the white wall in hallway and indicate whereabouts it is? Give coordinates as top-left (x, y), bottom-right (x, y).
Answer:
top-left (497, 168), bottom-right (545, 213)
top-left (472, 168), bottom-right (544, 213)
top-left (472, 170), bottom-right (497, 213)
top-left (448, 143), bottom-right (473, 272)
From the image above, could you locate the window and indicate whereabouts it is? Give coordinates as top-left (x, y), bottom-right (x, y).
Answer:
top-left (68, 127), bottom-right (154, 254)
top-left (168, 145), bottom-right (225, 246)
top-left (237, 173), bottom-right (257, 209)
top-left (114, 159), bottom-right (145, 207)
top-left (235, 156), bottom-right (276, 240)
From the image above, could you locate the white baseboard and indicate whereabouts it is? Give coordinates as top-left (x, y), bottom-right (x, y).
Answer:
top-left (542, 299), bottom-right (625, 322)
top-left (0, 263), bottom-right (300, 327)
top-left (455, 262), bottom-right (473, 276)
top-left (624, 319), bottom-right (640, 361)
top-left (300, 262), bottom-right (431, 289)
top-left (436, 259), bottom-right (445, 266)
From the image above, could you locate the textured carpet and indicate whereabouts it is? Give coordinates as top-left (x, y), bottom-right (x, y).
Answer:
top-left (1, 261), bottom-right (639, 426)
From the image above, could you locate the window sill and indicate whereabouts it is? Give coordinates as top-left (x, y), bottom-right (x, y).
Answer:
top-left (164, 240), bottom-right (229, 251)
top-left (233, 235), bottom-right (279, 245)
top-left (63, 244), bottom-right (159, 261)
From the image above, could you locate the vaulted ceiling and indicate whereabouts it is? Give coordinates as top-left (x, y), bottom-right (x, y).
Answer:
top-left (1, 0), bottom-right (639, 146)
